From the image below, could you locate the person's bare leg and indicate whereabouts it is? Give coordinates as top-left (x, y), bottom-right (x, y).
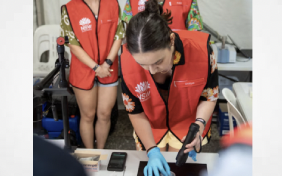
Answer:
top-left (159, 145), bottom-right (167, 152)
top-left (168, 145), bottom-right (180, 152)
top-left (96, 85), bottom-right (117, 149)
top-left (73, 86), bottom-right (98, 148)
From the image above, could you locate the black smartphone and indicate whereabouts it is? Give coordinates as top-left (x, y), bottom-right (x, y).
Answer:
top-left (107, 152), bottom-right (127, 171)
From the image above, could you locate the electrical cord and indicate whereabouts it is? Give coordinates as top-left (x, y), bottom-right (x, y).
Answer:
top-left (219, 72), bottom-right (251, 83)
top-left (218, 74), bottom-right (239, 82)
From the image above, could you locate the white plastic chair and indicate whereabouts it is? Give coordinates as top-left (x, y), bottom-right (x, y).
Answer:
top-left (222, 88), bottom-right (247, 137)
top-left (33, 25), bottom-right (71, 78)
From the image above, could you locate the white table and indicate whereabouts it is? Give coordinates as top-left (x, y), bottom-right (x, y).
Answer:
top-left (232, 82), bottom-right (252, 122)
top-left (75, 149), bottom-right (219, 176)
top-left (217, 55), bottom-right (252, 71)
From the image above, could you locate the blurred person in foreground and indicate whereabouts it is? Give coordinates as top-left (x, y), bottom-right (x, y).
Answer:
top-left (33, 136), bottom-right (87, 176)
top-left (201, 124), bottom-right (252, 176)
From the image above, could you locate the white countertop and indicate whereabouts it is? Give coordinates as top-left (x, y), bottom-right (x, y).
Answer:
top-left (74, 148), bottom-right (219, 176)
top-left (218, 55), bottom-right (252, 71)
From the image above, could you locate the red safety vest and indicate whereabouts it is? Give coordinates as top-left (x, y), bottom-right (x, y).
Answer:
top-left (121, 30), bottom-right (212, 144)
top-left (65, 0), bottom-right (119, 90)
top-left (131, 0), bottom-right (192, 31)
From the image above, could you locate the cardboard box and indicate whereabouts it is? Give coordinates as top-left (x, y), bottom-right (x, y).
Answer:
top-left (218, 103), bottom-right (237, 136)
top-left (72, 150), bottom-right (108, 172)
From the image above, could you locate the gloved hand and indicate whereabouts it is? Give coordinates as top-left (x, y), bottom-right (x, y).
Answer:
top-left (144, 147), bottom-right (170, 176)
top-left (181, 130), bottom-right (202, 162)
top-left (188, 150), bottom-right (197, 161)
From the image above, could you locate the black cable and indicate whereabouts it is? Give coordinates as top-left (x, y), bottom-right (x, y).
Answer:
top-left (218, 74), bottom-right (239, 82)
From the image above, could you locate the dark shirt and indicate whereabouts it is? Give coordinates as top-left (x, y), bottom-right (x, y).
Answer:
top-left (33, 136), bottom-right (87, 176)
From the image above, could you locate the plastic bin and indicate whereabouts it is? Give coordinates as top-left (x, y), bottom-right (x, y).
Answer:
top-left (42, 115), bottom-right (81, 144)
top-left (42, 115), bottom-right (79, 132)
top-left (217, 103), bottom-right (237, 136)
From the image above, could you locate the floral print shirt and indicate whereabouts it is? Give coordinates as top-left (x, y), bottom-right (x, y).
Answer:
top-left (122, 0), bottom-right (203, 31)
top-left (120, 33), bottom-right (218, 114)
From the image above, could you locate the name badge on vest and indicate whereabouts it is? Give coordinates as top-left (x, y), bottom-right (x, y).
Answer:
top-left (169, 1), bottom-right (183, 6)
top-left (174, 78), bottom-right (205, 87)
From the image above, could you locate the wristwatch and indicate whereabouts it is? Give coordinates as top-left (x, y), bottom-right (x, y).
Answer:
top-left (195, 118), bottom-right (206, 128)
top-left (105, 59), bottom-right (113, 66)
top-left (93, 64), bottom-right (99, 72)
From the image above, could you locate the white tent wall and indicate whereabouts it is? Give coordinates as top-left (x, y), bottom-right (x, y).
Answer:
top-left (198, 0), bottom-right (252, 49)
top-left (33, 0), bottom-right (252, 109)
top-left (35, 0), bottom-right (252, 49)
top-left (34, 0), bottom-right (127, 25)
top-left (33, 0), bottom-right (38, 33)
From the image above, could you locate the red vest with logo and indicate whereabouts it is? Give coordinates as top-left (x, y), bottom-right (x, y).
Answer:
top-left (121, 30), bottom-right (212, 144)
top-left (131, 0), bottom-right (192, 31)
top-left (65, 0), bottom-right (119, 89)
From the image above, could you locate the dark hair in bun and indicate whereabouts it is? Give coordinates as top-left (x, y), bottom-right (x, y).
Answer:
top-left (145, 0), bottom-right (162, 14)
top-left (126, 0), bottom-right (173, 54)
top-left (145, 0), bottom-right (172, 24)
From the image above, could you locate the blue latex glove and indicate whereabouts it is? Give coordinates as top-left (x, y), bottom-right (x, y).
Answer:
top-left (144, 147), bottom-right (170, 176)
top-left (189, 150), bottom-right (197, 161)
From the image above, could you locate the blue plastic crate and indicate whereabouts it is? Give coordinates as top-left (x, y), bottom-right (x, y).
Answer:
top-left (42, 115), bottom-right (81, 144)
top-left (218, 103), bottom-right (237, 136)
top-left (42, 115), bottom-right (80, 132)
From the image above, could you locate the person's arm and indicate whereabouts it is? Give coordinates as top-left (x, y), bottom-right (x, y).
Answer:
top-left (68, 40), bottom-right (110, 79)
top-left (196, 45), bottom-right (219, 137)
top-left (60, 6), bottom-right (81, 47)
top-left (105, 5), bottom-right (125, 63)
top-left (101, 5), bottom-right (125, 74)
top-left (60, 6), bottom-right (110, 78)
top-left (129, 113), bottom-right (156, 150)
top-left (186, 0), bottom-right (203, 31)
top-left (182, 45), bottom-right (219, 152)
top-left (195, 101), bottom-right (216, 138)
top-left (120, 68), bottom-right (156, 150)
top-left (106, 40), bottom-right (122, 63)
top-left (68, 44), bottom-right (97, 69)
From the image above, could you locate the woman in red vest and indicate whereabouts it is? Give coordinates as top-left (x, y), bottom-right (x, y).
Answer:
top-left (122, 0), bottom-right (203, 31)
top-left (60, 0), bottom-right (125, 149)
top-left (120, 0), bottom-right (218, 175)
